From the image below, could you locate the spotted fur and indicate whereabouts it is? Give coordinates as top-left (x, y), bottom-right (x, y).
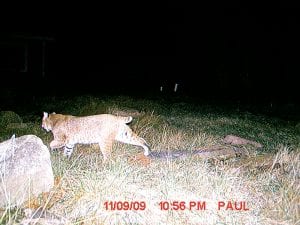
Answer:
top-left (42, 112), bottom-right (151, 161)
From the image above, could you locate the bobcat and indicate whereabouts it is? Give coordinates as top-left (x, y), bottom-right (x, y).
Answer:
top-left (42, 112), bottom-right (151, 161)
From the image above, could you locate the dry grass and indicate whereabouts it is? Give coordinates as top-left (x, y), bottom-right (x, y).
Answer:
top-left (42, 145), bottom-right (299, 225)
top-left (0, 95), bottom-right (299, 225)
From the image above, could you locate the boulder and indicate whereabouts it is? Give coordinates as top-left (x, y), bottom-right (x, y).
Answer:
top-left (0, 135), bottom-right (54, 207)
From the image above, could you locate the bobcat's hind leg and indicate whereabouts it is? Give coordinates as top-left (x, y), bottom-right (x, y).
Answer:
top-left (129, 137), bottom-right (151, 156)
top-left (141, 141), bottom-right (151, 156)
top-left (99, 141), bottom-right (113, 162)
top-left (116, 127), bottom-right (151, 156)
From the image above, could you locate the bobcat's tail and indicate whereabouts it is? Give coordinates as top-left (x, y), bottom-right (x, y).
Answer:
top-left (120, 116), bottom-right (133, 124)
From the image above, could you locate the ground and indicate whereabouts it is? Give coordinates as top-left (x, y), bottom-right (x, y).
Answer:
top-left (0, 95), bottom-right (299, 225)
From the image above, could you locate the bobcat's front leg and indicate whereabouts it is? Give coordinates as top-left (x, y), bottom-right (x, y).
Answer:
top-left (50, 133), bottom-right (66, 150)
top-left (50, 140), bottom-right (65, 150)
top-left (63, 143), bottom-right (75, 158)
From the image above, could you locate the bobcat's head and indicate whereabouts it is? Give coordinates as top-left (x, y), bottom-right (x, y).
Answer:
top-left (42, 112), bottom-right (55, 132)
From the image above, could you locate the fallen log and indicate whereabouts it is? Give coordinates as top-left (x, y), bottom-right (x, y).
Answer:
top-left (129, 147), bottom-right (248, 166)
top-left (148, 147), bottom-right (247, 160)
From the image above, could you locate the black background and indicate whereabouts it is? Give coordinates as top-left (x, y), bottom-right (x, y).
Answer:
top-left (1, 3), bottom-right (299, 105)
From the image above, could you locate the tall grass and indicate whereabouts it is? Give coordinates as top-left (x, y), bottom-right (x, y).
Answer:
top-left (0, 95), bottom-right (299, 224)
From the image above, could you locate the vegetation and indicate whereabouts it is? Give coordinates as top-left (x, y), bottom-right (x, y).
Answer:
top-left (0, 95), bottom-right (299, 224)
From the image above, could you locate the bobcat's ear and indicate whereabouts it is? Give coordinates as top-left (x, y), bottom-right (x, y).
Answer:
top-left (52, 112), bottom-right (56, 114)
top-left (43, 112), bottom-right (49, 119)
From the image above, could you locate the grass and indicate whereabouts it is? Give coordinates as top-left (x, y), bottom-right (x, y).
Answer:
top-left (0, 95), bottom-right (299, 224)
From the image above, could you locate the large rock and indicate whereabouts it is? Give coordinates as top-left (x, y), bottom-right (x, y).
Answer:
top-left (0, 135), bottom-right (54, 207)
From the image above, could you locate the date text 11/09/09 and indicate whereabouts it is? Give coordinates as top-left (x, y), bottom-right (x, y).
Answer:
top-left (104, 201), bottom-right (146, 211)
top-left (104, 201), bottom-right (250, 211)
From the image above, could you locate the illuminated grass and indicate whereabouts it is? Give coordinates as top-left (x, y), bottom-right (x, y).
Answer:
top-left (0, 95), bottom-right (299, 224)
top-left (46, 146), bottom-right (299, 225)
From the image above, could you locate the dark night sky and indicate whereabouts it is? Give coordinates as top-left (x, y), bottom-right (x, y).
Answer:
top-left (1, 4), bottom-right (299, 104)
